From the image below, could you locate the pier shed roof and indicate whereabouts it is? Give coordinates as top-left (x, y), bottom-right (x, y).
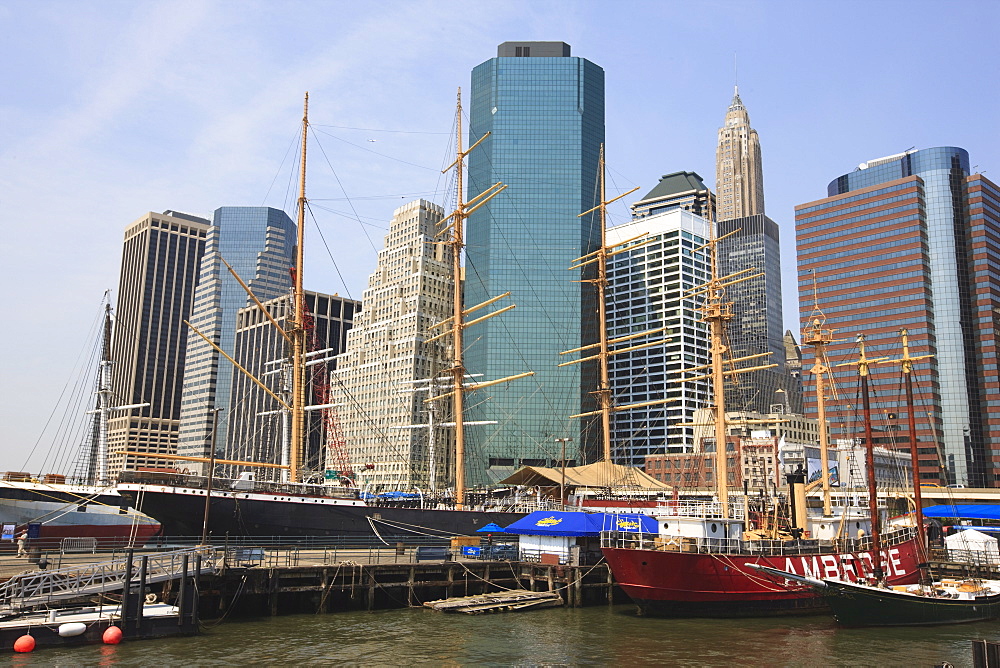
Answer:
top-left (498, 461), bottom-right (667, 491)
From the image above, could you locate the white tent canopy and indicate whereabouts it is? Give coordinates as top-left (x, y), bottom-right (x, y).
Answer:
top-left (945, 528), bottom-right (1000, 565)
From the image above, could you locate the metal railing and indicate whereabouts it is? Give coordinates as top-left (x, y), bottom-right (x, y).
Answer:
top-left (0, 546), bottom-right (218, 612)
top-left (601, 526), bottom-right (917, 557)
top-left (651, 500), bottom-right (746, 519)
top-left (217, 539), bottom-right (523, 568)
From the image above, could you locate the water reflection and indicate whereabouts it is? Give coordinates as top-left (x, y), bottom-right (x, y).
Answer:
top-left (5, 605), bottom-right (997, 666)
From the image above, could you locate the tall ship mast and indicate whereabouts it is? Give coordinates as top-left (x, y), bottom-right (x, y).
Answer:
top-left (880, 329), bottom-right (932, 558)
top-left (802, 312), bottom-right (835, 518)
top-left (0, 295), bottom-right (161, 547)
top-left (289, 93), bottom-right (310, 484)
top-left (562, 145), bottom-right (672, 465)
top-left (426, 89), bottom-right (531, 507)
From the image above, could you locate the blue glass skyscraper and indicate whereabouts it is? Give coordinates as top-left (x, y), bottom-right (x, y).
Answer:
top-left (464, 42), bottom-right (605, 483)
top-left (178, 207), bottom-right (296, 465)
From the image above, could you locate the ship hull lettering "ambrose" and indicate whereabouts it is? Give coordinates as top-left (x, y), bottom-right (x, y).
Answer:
top-left (782, 548), bottom-right (903, 581)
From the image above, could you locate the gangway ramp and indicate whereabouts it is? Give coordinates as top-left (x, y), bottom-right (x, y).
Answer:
top-left (0, 546), bottom-right (218, 613)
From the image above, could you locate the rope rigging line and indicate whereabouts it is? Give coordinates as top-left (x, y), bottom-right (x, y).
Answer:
top-left (307, 126), bottom-right (379, 254)
top-left (260, 127), bottom-right (301, 208)
top-left (27, 296), bottom-right (107, 474)
top-left (311, 127), bottom-right (440, 172)
top-left (305, 201), bottom-right (353, 302)
top-left (311, 123), bottom-right (450, 135)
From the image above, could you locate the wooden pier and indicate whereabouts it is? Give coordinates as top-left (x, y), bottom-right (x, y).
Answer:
top-left (0, 545), bottom-right (626, 620)
top-left (199, 556), bottom-right (623, 617)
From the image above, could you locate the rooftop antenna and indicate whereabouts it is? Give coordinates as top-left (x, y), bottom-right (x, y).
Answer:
top-left (734, 52), bottom-right (739, 96)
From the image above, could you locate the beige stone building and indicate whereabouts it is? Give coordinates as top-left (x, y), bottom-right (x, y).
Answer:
top-left (715, 87), bottom-right (765, 221)
top-left (330, 200), bottom-right (455, 491)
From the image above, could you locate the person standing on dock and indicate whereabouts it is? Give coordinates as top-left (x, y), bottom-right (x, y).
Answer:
top-left (16, 531), bottom-right (28, 557)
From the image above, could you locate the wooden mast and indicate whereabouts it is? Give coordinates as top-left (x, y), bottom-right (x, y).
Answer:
top-left (842, 333), bottom-right (888, 580)
top-left (290, 93), bottom-right (309, 483)
top-left (803, 314), bottom-right (835, 517)
top-left (567, 144), bottom-right (640, 461)
top-left (881, 329), bottom-right (933, 554)
top-left (565, 146), bottom-right (676, 463)
top-left (449, 88), bottom-right (468, 507)
top-left (428, 89), bottom-right (519, 508)
top-left (705, 231), bottom-right (733, 515)
top-left (677, 229), bottom-right (774, 519)
top-left (594, 146), bottom-right (613, 461)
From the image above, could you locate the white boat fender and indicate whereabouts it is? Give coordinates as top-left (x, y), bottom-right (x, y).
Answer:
top-left (58, 622), bottom-right (87, 637)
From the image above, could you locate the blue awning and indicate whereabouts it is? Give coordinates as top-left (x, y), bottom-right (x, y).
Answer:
top-left (923, 505), bottom-right (1000, 521)
top-left (502, 511), bottom-right (657, 537)
top-left (600, 513), bottom-right (658, 534)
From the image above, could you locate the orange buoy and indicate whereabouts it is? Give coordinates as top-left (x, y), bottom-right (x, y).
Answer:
top-left (102, 625), bottom-right (123, 645)
top-left (13, 634), bottom-right (35, 652)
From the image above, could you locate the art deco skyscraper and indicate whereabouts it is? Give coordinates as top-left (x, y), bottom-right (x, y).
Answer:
top-left (716, 87), bottom-right (764, 221)
top-left (107, 210), bottom-right (210, 477)
top-left (177, 207), bottom-right (296, 468)
top-left (465, 41), bottom-right (605, 483)
top-left (713, 88), bottom-right (798, 415)
top-left (331, 200), bottom-right (455, 491)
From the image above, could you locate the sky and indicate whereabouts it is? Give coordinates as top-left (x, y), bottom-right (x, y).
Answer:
top-left (1, 0), bottom-right (998, 471)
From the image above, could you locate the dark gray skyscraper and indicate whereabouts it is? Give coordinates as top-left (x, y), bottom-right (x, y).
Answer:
top-left (226, 290), bottom-right (358, 480)
top-left (465, 41), bottom-right (605, 483)
top-left (107, 210), bottom-right (210, 477)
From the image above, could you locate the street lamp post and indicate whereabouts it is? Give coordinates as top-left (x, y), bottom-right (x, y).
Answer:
top-left (554, 438), bottom-right (572, 509)
top-left (200, 408), bottom-right (223, 546)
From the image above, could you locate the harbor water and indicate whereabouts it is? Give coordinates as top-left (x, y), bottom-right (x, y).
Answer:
top-left (7, 604), bottom-right (998, 666)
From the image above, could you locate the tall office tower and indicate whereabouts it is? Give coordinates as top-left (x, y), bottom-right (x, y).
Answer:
top-left (226, 290), bottom-right (358, 481)
top-left (713, 87), bottom-right (798, 415)
top-left (177, 207), bottom-right (296, 470)
top-left (606, 209), bottom-right (711, 465)
top-left (715, 87), bottom-right (764, 221)
top-left (630, 171), bottom-right (716, 221)
top-left (465, 41), bottom-right (605, 483)
top-left (796, 147), bottom-right (1000, 486)
top-left (107, 211), bottom-right (210, 477)
top-left (331, 200), bottom-right (454, 491)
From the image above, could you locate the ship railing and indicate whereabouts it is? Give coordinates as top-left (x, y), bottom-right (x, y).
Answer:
top-left (651, 500), bottom-right (745, 520)
top-left (117, 470), bottom-right (360, 500)
top-left (601, 525), bottom-right (917, 556)
top-left (505, 500), bottom-right (582, 514)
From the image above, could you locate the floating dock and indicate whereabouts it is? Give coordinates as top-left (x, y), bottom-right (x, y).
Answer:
top-left (0, 602), bottom-right (190, 650)
top-left (424, 590), bottom-right (563, 614)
